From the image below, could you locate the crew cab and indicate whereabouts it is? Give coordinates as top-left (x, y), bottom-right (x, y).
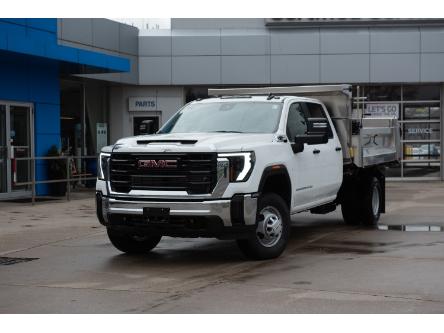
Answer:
top-left (96, 85), bottom-right (400, 260)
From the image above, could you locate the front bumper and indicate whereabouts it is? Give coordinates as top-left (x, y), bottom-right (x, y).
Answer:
top-left (96, 193), bottom-right (258, 239)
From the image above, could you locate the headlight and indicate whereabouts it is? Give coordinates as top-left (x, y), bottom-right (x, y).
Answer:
top-left (218, 152), bottom-right (255, 182)
top-left (98, 152), bottom-right (110, 180)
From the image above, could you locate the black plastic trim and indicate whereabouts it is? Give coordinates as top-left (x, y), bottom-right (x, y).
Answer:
top-left (230, 194), bottom-right (245, 226)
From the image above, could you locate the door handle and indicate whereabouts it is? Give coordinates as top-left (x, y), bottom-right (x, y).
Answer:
top-left (313, 149), bottom-right (320, 154)
top-left (335, 147), bottom-right (342, 151)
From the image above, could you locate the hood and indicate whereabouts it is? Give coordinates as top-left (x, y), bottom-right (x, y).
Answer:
top-left (113, 132), bottom-right (276, 153)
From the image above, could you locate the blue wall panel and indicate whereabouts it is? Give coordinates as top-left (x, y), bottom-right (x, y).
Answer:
top-left (0, 18), bottom-right (130, 196)
top-left (26, 18), bottom-right (57, 33)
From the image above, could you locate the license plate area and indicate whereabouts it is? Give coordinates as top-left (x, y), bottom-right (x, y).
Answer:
top-left (143, 207), bottom-right (170, 223)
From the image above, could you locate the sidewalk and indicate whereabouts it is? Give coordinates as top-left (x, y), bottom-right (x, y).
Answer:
top-left (0, 192), bottom-right (100, 255)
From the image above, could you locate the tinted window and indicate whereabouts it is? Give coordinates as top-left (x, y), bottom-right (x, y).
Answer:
top-left (305, 102), bottom-right (333, 139)
top-left (403, 85), bottom-right (440, 101)
top-left (365, 85), bottom-right (401, 101)
top-left (286, 103), bottom-right (307, 141)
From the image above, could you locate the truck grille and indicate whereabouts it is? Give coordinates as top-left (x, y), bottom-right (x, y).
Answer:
top-left (109, 153), bottom-right (218, 194)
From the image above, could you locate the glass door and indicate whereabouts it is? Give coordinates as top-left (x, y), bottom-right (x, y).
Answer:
top-left (10, 105), bottom-right (32, 191)
top-left (0, 104), bottom-right (7, 193)
top-left (0, 102), bottom-right (33, 199)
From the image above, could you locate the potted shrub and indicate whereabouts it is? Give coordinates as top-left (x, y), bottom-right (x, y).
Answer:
top-left (46, 145), bottom-right (67, 196)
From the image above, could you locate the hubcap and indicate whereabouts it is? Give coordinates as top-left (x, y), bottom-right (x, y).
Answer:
top-left (255, 206), bottom-right (283, 247)
top-left (372, 185), bottom-right (380, 217)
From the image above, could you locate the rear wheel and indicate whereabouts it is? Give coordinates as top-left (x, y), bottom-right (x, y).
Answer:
top-left (107, 228), bottom-right (162, 254)
top-left (361, 177), bottom-right (382, 226)
top-left (237, 193), bottom-right (290, 260)
top-left (341, 199), bottom-right (361, 226)
top-left (341, 176), bottom-right (382, 226)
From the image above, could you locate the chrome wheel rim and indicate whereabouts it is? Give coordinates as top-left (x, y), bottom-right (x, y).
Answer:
top-left (256, 206), bottom-right (283, 247)
top-left (372, 186), bottom-right (380, 217)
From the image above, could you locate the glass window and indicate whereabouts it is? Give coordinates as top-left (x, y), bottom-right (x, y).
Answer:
top-left (0, 105), bottom-right (6, 193)
top-left (305, 102), bottom-right (326, 118)
top-left (305, 102), bottom-right (333, 138)
top-left (286, 103), bottom-right (307, 141)
top-left (404, 103), bottom-right (440, 120)
top-left (403, 164), bottom-right (440, 178)
top-left (365, 85), bottom-right (401, 101)
top-left (403, 143), bottom-right (440, 161)
top-left (403, 122), bottom-right (440, 141)
top-left (403, 85), bottom-right (440, 101)
top-left (159, 101), bottom-right (283, 134)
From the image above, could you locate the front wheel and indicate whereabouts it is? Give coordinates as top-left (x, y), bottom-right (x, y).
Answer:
top-left (107, 228), bottom-right (162, 254)
top-left (237, 193), bottom-right (290, 260)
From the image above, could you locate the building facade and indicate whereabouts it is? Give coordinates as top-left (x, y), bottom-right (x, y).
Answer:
top-left (1, 18), bottom-right (443, 200)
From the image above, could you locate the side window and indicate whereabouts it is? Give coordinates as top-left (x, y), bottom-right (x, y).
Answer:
top-left (305, 102), bottom-right (333, 139)
top-left (286, 103), bottom-right (307, 142)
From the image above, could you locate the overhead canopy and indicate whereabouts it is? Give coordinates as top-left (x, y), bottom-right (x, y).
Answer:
top-left (0, 18), bottom-right (130, 74)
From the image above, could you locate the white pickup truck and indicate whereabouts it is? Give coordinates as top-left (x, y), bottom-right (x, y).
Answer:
top-left (96, 85), bottom-right (400, 260)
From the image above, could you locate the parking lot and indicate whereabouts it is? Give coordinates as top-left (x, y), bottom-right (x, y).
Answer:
top-left (1, 182), bottom-right (444, 313)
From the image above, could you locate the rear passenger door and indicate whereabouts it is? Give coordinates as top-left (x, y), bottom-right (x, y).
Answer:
top-left (304, 102), bottom-right (342, 203)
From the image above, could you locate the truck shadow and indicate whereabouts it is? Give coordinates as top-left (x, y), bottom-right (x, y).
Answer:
top-left (103, 215), bottom-right (352, 267)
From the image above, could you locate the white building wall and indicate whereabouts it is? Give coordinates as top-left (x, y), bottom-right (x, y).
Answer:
top-left (109, 86), bottom-right (185, 143)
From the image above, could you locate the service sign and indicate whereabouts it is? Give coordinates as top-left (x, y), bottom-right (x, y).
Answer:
top-left (128, 97), bottom-right (157, 111)
top-left (366, 103), bottom-right (399, 118)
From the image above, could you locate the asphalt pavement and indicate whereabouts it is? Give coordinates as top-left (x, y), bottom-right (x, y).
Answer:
top-left (1, 181), bottom-right (444, 313)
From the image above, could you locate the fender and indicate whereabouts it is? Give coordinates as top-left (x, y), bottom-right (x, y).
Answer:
top-left (258, 165), bottom-right (292, 208)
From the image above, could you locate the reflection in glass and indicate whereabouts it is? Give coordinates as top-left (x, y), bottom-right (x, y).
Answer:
top-left (365, 85), bottom-right (401, 101)
top-left (403, 85), bottom-right (440, 101)
top-left (0, 105), bottom-right (6, 193)
top-left (403, 122), bottom-right (440, 141)
top-left (403, 143), bottom-right (440, 161)
top-left (404, 103), bottom-right (440, 120)
top-left (10, 106), bottom-right (31, 191)
top-left (403, 164), bottom-right (440, 178)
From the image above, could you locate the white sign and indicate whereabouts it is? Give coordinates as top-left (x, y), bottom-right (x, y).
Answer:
top-left (366, 103), bottom-right (399, 118)
top-left (128, 97), bottom-right (157, 111)
top-left (96, 123), bottom-right (108, 153)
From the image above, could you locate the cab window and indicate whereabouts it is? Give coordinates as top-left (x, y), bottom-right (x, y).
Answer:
top-left (304, 102), bottom-right (333, 139)
top-left (286, 103), bottom-right (307, 142)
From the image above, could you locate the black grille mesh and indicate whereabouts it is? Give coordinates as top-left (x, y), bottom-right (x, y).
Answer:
top-left (110, 153), bottom-right (217, 194)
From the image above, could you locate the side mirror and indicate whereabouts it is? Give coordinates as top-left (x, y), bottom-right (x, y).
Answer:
top-left (291, 138), bottom-right (304, 153)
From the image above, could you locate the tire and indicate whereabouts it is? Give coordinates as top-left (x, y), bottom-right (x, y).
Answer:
top-left (341, 176), bottom-right (382, 226)
top-left (236, 193), bottom-right (290, 260)
top-left (341, 197), bottom-right (361, 226)
top-left (107, 228), bottom-right (162, 254)
top-left (360, 177), bottom-right (382, 226)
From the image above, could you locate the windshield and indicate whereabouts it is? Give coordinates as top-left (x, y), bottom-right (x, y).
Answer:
top-left (158, 101), bottom-right (283, 134)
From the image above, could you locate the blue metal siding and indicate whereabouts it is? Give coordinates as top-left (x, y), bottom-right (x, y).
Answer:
top-left (0, 19), bottom-right (131, 196)
top-left (0, 18), bottom-right (130, 73)
top-left (0, 53), bottom-right (60, 195)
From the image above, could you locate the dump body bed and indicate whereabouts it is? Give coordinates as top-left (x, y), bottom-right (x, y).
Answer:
top-left (208, 85), bottom-right (400, 168)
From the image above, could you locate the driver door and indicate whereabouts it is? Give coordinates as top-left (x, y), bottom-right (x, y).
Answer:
top-left (285, 102), bottom-right (319, 211)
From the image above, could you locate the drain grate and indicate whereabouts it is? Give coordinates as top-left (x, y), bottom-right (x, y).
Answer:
top-left (0, 257), bottom-right (39, 266)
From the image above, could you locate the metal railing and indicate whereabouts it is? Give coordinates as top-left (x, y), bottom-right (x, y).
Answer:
top-left (10, 155), bottom-right (97, 205)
